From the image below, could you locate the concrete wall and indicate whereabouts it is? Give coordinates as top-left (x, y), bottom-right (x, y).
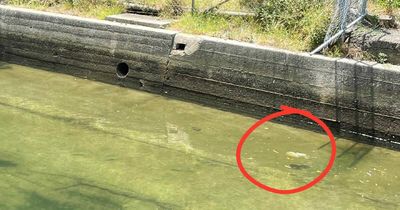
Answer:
top-left (168, 34), bottom-right (400, 148)
top-left (0, 5), bottom-right (176, 88)
top-left (355, 28), bottom-right (400, 65)
top-left (1, 5), bottom-right (399, 149)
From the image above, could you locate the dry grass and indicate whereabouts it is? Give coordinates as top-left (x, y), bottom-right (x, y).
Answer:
top-left (369, 0), bottom-right (400, 20)
top-left (169, 13), bottom-right (308, 51)
top-left (5, 0), bottom-right (398, 53)
top-left (169, 1), bottom-right (332, 52)
top-left (6, 0), bottom-right (125, 19)
top-left (130, 0), bottom-right (246, 11)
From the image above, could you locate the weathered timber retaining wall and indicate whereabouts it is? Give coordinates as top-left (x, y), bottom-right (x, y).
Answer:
top-left (0, 5), bottom-right (399, 149)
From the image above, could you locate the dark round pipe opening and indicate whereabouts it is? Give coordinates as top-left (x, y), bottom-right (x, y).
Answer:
top-left (116, 62), bottom-right (129, 78)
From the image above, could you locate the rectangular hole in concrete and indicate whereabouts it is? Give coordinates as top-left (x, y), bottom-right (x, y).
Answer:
top-left (176, 43), bottom-right (186, 51)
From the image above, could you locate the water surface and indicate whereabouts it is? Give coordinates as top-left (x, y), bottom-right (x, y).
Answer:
top-left (0, 62), bottom-right (399, 209)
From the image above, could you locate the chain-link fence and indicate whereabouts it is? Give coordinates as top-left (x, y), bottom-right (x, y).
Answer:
top-left (313, 0), bottom-right (368, 53)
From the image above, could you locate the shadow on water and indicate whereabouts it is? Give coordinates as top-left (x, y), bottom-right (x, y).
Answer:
top-left (337, 142), bottom-right (374, 167)
top-left (7, 169), bottom-right (180, 209)
top-left (14, 190), bottom-right (128, 210)
top-left (16, 192), bottom-right (77, 210)
top-left (13, 170), bottom-right (180, 210)
top-left (0, 159), bottom-right (17, 168)
top-left (14, 187), bottom-right (175, 210)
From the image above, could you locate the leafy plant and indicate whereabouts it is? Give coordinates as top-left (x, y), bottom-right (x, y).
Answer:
top-left (245, 0), bottom-right (325, 29)
top-left (238, 0), bottom-right (331, 50)
top-left (373, 0), bottom-right (400, 15)
top-left (376, 52), bottom-right (388, 63)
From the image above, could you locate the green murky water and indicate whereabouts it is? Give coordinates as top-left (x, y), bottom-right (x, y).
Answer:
top-left (0, 62), bottom-right (399, 210)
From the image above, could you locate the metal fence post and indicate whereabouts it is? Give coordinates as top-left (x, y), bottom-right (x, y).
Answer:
top-left (311, 0), bottom-right (369, 54)
top-left (359, 0), bottom-right (367, 15)
top-left (192, 0), bottom-right (195, 14)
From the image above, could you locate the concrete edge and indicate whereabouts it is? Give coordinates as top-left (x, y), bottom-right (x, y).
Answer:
top-left (1, 5), bottom-right (399, 73)
top-left (0, 5), bottom-right (178, 35)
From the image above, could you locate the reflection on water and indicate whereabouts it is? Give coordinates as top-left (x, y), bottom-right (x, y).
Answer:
top-left (0, 62), bottom-right (399, 209)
